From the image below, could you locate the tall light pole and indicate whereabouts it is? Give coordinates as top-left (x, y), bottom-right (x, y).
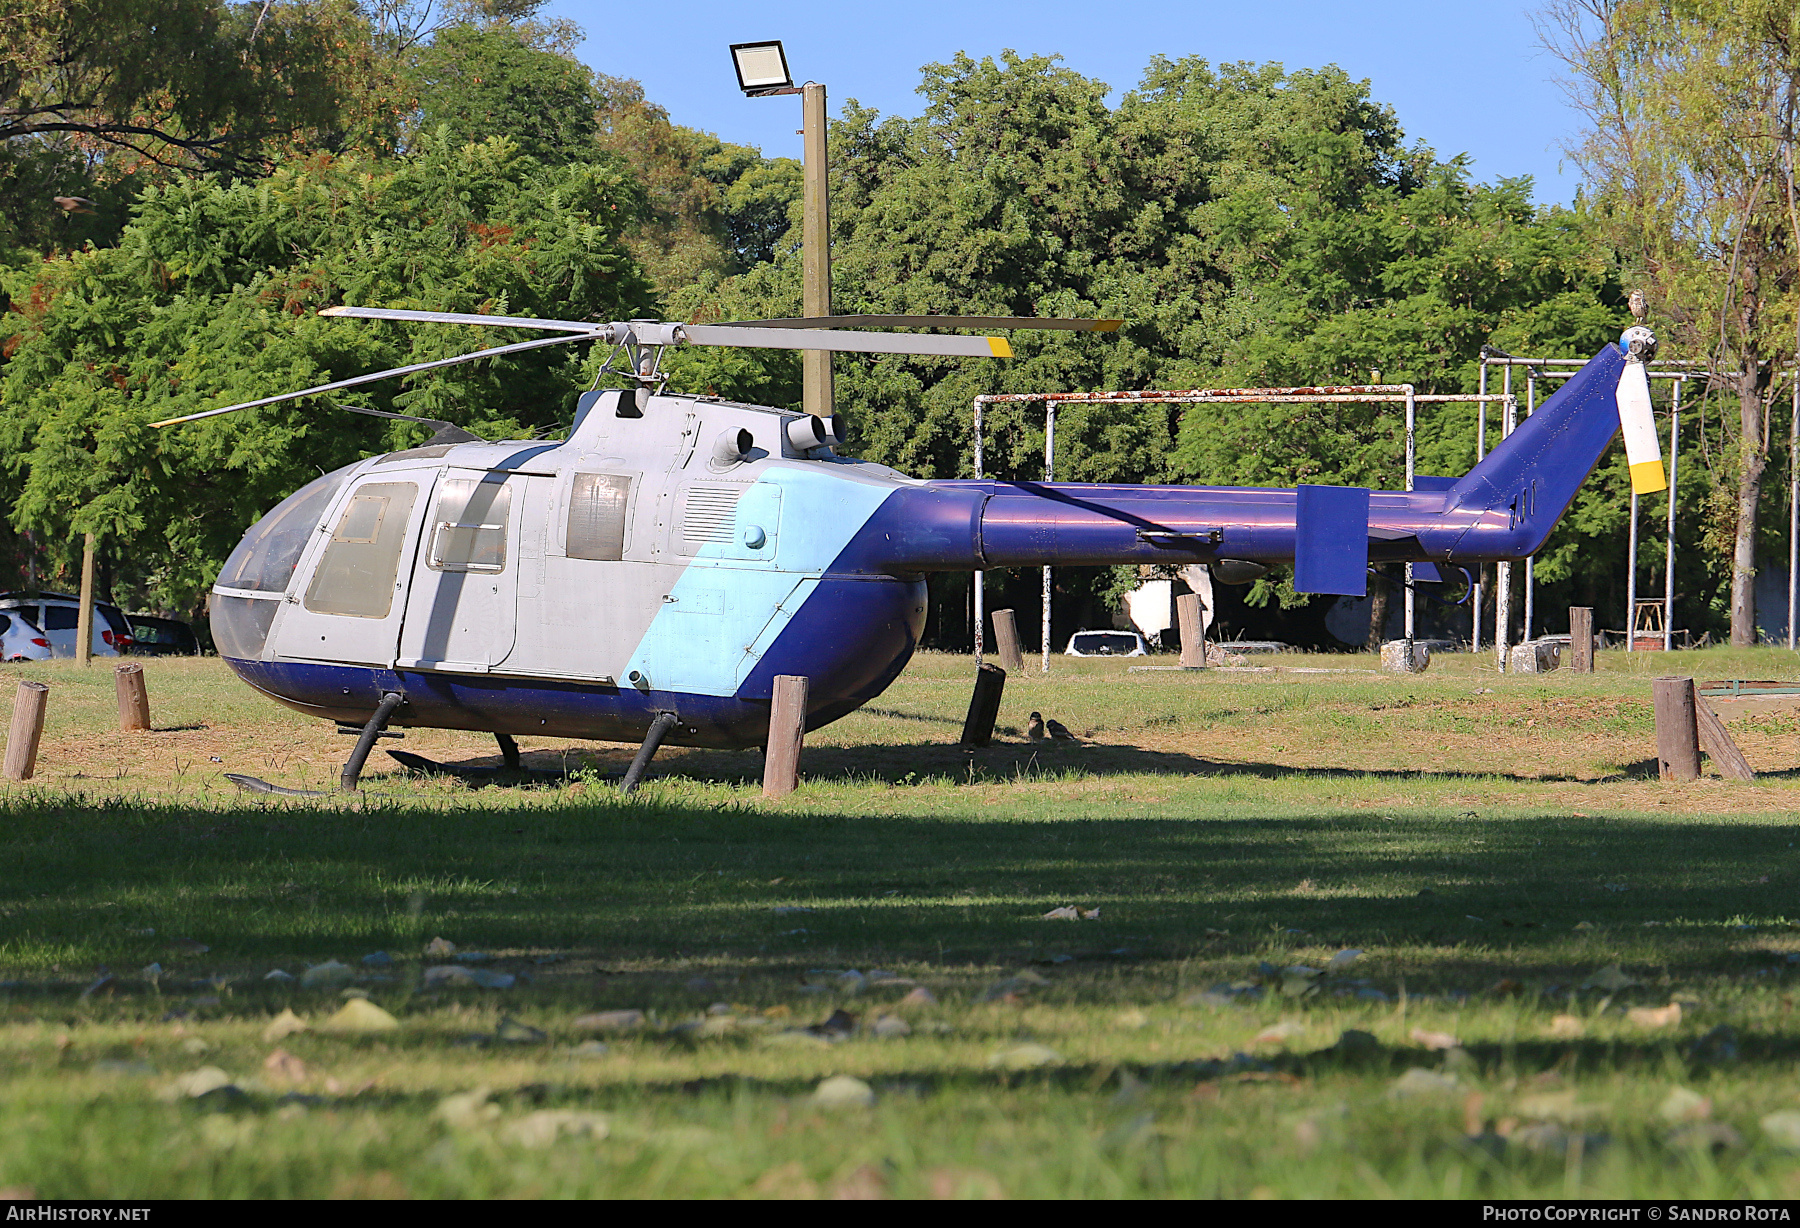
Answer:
top-left (731, 41), bottom-right (833, 417)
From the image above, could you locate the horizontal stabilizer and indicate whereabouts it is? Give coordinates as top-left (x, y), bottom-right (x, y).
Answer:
top-left (1412, 561), bottom-right (1444, 583)
top-left (1294, 485), bottom-right (1370, 596)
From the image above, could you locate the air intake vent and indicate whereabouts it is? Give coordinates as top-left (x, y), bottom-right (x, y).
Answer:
top-left (679, 483), bottom-right (747, 554)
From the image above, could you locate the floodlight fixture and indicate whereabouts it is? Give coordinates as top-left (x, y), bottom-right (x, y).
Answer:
top-left (731, 41), bottom-right (799, 96)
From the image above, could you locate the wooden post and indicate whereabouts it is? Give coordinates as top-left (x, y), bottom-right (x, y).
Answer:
top-left (991, 609), bottom-right (1024, 674)
top-left (76, 533), bottom-right (95, 667)
top-left (762, 674), bottom-right (808, 799)
top-left (1569, 607), bottom-right (1594, 673)
top-left (1652, 676), bottom-right (1701, 782)
top-left (1696, 700), bottom-right (1756, 781)
top-left (1177, 592), bottom-right (1206, 668)
top-left (4, 681), bottom-right (49, 781)
top-left (115, 662), bottom-right (150, 732)
top-left (959, 663), bottom-right (1006, 748)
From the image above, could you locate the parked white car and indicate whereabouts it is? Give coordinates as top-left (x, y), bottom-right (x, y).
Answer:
top-left (0, 592), bottom-right (133, 658)
top-left (1063, 629), bottom-right (1149, 657)
top-left (0, 611), bottom-right (51, 661)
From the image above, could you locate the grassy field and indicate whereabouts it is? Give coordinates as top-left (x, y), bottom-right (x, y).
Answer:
top-left (4, 646), bottom-right (1800, 1198)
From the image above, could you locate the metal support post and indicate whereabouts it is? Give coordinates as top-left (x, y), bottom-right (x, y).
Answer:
top-left (1790, 375), bottom-right (1799, 651)
top-left (973, 396), bottom-right (985, 663)
top-left (1042, 400), bottom-right (1055, 673)
top-left (1495, 371), bottom-right (1514, 671)
top-left (1666, 378), bottom-right (1681, 653)
top-left (1627, 491), bottom-right (1639, 652)
top-left (801, 82), bottom-right (833, 418)
top-left (1474, 362), bottom-right (1486, 652)
top-left (1404, 385), bottom-right (1416, 642)
top-left (1524, 376), bottom-right (1535, 642)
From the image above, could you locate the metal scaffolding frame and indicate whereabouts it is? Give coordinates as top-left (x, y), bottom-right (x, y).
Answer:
top-left (1478, 354), bottom-right (1718, 657)
top-left (970, 384), bottom-right (1516, 667)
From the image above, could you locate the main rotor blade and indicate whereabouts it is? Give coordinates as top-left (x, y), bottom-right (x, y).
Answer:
top-left (320, 305), bottom-right (604, 334)
top-left (682, 323), bottom-right (1013, 358)
top-left (148, 334), bottom-right (589, 428)
top-left (724, 314), bottom-right (1122, 332)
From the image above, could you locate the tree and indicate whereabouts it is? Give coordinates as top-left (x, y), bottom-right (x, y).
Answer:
top-left (0, 0), bottom-right (351, 172)
top-left (681, 52), bottom-right (1625, 644)
top-left (0, 133), bottom-right (652, 610)
top-left (594, 75), bottom-right (801, 292)
top-left (408, 24), bottom-right (597, 164)
top-left (1541, 0), bottom-right (1800, 644)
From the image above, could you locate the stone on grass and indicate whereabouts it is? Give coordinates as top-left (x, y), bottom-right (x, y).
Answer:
top-left (495, 1017), bottom-right (546, 1044)
top-left (1580, 964), bottom-right (1639, 992)
top-left (1390, 1068), bottom-right (1459, 1098)
top-left (1658, 1087), bottom-right (1711, 1123)
top-left (987, 1043), bottom-right (1063, 1070)
top-left (573, 1009), bottom-right (645, 1033)
top-left (1760, 1111), bottom-right (1800, 1150)
top-left (811, 1075), bottom-right (875, 1109)
top-left (318, 998), bottom-right (399, 1034)
top-left (299, 961), bottom-right (355, 990)
top-left (498, 1110), bottom-right (609, 1148)
top-left (1252, 1022), bottom-right (1305, 1046)
top-left (160, 1066), bottom-right (236, 1101)
top-left (435, 1088), bottom-right (499, 1129)
top-left (424, 965), bottom-right (515, 990)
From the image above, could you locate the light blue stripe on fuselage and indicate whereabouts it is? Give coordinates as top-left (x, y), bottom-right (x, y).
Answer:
top-left (620, 466), bottom-right (897, 697)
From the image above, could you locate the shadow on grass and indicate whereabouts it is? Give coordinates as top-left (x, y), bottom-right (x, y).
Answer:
top-left (479, 741), bottom-right (1624, 786)
top-left (3, 794), bottom-right (1800, 997)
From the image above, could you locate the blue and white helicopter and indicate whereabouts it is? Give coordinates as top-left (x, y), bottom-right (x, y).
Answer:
top-left (157, 309), bottom-right (1665, 792)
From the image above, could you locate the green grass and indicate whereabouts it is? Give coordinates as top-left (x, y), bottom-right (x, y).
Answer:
top-left (4, 647), bottom-right (1800, 1197)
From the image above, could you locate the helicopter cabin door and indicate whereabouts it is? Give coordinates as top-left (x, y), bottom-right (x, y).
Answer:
top-left (395, 469), bottom-right (533, 673)
top-left (276, 477), bottom-right (427, 666)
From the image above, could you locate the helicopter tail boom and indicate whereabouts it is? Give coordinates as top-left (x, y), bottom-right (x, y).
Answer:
top-left (838, 337), bottom-right (1642, 588)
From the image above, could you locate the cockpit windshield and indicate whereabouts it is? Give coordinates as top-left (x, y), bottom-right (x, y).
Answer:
top-left (214, 465), bottom-right (356, 593)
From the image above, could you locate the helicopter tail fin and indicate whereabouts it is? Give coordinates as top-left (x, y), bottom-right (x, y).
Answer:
top-left (1441, 337), bottom-right (1637, 558)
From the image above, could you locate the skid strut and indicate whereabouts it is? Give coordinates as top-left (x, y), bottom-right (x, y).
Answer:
top-left (619, 712), bottom-right (679, 795)
top-left (341, 692), bottom-right (405, 792)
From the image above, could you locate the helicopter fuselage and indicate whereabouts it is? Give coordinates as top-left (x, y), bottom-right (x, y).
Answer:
top-left (210, 341), bottom-right (1630, 749)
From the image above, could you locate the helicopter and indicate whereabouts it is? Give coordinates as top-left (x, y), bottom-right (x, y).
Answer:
top-left (156, 307), bottom-right (1666, 794)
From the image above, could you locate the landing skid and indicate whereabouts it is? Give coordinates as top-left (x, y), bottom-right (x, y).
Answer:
top-left (385, 746), bottom-right (591, 784)
top-left (225, 773), bottom-right (326, 797)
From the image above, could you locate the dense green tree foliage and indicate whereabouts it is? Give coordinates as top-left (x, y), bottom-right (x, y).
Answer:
top-left (1543, 0), bottom-right (1800, 645)
top-left (677, 52), bottom-right (1633, 638)
top-left (0, 135), bottom-right (649, 608)
top-left (0, 12), bottom-right (1767, 646)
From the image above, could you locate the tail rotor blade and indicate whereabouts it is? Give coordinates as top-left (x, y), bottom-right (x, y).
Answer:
top-left (1617, 359), bottom-right (1667, 495)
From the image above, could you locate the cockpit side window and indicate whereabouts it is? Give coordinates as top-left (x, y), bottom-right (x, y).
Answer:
top-left (215, 467), bottom-right (352, 593)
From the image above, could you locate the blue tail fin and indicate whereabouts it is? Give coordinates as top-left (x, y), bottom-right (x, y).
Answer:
top-left (1444, 343), bottom-right (1628, 557)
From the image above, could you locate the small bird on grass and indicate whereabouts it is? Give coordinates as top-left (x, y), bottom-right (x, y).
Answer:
top-left (52, 195), bottom-right (98, 215)
top-left (1028, 712), bottom-right (1078, 743)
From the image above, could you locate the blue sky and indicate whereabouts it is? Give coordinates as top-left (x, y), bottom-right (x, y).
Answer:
top-left (539, 0), bottom-right (1587, 206)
